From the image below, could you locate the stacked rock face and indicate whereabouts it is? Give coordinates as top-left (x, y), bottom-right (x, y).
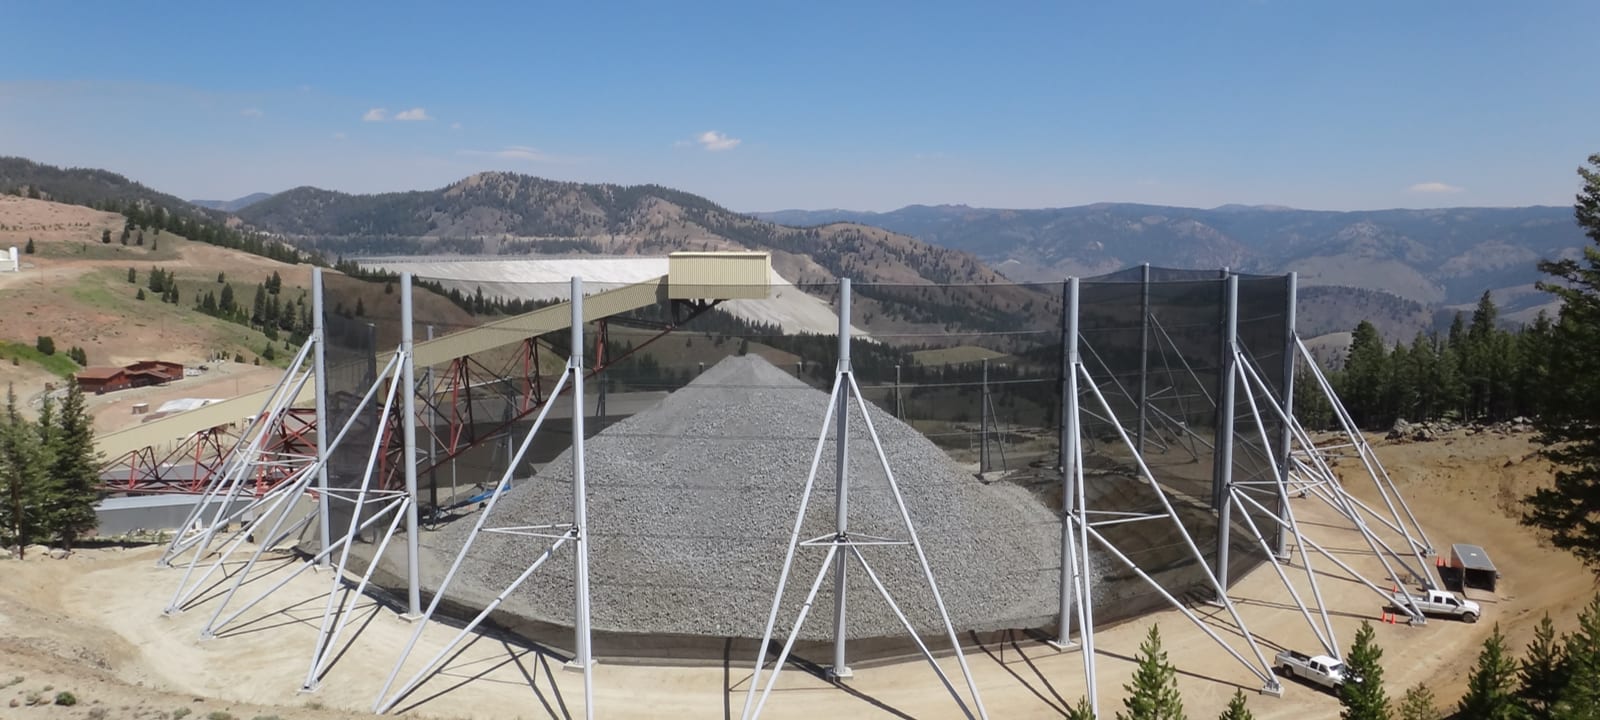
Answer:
top-left (422, 354), bottom-right (1063, 641)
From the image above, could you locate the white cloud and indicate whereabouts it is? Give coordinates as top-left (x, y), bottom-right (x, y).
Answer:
top-left (394, 107), bottom-right (430, 121)
top-left (240, 107), bottom-right (263, 118)
top-left (693, 130), bottom-right (741, 152)
top-left (1408, 181), bottom-right (1463, 193)
top-left (362, 108), bottom-right (388, 122)
top-left (459, 145), bottom-right (561, 162)
top-left (450, 121), bottom-right (463, 130)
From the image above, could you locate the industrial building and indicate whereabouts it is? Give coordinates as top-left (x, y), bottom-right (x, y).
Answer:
top-left (76, 360), bottom-right (184, 394)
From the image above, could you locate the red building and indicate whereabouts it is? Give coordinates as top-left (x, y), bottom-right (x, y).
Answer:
top-left (76, 360), bottom-right (184, 394)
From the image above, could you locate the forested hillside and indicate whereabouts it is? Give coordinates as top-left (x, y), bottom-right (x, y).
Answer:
top-left (0, 157), bottom-right (226, 225)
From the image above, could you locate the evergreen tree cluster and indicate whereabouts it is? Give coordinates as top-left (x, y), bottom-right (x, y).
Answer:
top-left (105, 200), bottom-right (306, 265)
top-left (1443, 601), bottom-right (1600, 720)
top-left (1326, 293), bottom-right (1555, 430)
top-left (1, 382), bottom-right (101, 557)
top-left (138, 263), bottom-right (311, 346)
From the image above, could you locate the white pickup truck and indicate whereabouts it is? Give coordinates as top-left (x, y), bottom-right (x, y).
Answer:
top-left (1274, 650), bottom-right (1353, 690)
top-left (1391, 588), bottom-right (1481, 623)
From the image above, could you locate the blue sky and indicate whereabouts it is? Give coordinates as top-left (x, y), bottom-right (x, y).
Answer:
top-left (2, 1), bottom-right (1596, 212)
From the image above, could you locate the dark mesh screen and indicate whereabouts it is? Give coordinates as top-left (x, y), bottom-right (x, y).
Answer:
top-left (314, 264), bottom-right (1293, 640)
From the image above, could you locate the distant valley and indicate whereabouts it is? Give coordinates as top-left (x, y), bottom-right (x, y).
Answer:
top-left (190, 192), bottom-right (274, 212)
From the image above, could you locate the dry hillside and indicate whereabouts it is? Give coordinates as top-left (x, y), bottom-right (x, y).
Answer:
top-left (0, 196), bottom-right (475, 431)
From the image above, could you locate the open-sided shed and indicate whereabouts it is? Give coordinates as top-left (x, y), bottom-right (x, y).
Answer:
top-left (1449, 543), bottom-right (1499, 592)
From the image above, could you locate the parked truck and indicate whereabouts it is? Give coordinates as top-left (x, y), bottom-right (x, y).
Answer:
top-left (1274, 650), bottom-right (1354, 690)
top-left (1390, 587), bottom-right (1481, 623)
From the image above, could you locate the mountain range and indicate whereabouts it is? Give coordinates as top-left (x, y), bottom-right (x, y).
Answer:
top-left (754, 204), bottom-right (1584, 316)
top-left (4, 155), bottom-right (1585, 342)
top-left (236, 172), bottom-right (1048, 336)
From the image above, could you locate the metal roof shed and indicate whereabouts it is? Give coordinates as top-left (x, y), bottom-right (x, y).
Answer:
top-left (1450, 543), bottom-right (1499, 592)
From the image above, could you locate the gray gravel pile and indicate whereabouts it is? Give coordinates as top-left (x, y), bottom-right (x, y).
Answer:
top-left (422, 355), bottom-right (1062, 640)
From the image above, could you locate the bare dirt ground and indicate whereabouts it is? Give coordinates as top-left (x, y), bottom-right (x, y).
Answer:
top-left (1, 427), bottom-right (1594, 720)
top-left (84, 364), bottom-right (285, 434)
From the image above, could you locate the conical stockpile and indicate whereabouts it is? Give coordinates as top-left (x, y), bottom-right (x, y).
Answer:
top-left (422, 355), bottom-right (1063, 641)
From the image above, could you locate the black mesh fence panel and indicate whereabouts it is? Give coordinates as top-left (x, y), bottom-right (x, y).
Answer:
top-left (310, 264), bottom-right (1293, 648)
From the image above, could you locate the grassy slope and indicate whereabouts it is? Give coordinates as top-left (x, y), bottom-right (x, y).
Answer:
top-left (0, 341), bottom-right (80, 377)
top-left (72, 266), bottom-right (294, 368)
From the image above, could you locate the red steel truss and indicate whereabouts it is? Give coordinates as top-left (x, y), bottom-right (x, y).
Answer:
top-left (104, 299), bottom-right (720, 497)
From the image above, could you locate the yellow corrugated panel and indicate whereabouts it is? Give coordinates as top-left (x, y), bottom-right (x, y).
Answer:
top-left (668, 252), bottom-right (771, 300)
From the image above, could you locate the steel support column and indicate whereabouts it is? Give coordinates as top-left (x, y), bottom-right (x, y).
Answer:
top-left (312, 268), bottom-right (332, 568)
top-left (1275, 272), bottom-right (1297, 557)
top-left (568, 277), bottom-right (596, 720)
top-left (830, 278), bottom-right (852, 679)
top-left (1215, 273), bottom-right (1239, 593)
top-left (400, 273), bottom-right (422, 618)
top-left (1137, 263), bottom-right (1151, 452)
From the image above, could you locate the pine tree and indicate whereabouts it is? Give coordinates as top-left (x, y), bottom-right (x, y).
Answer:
top-left (127, 267), bottom-right (136, 284)
top-left (216, 271), bottom-right (225, 284)
top-left (136, 288), bottom-right (146, 301)
top-left (1217, 690), bottom-right (1253, 720)
top-left (1457, 624), bottom-right (1520, 720)
top-left (24, 237), bottom-right (34, 254)
top-left (1398, 684), bottom-right (1436, 720)
top-left (252, 284), bottom-right (267, 325)
top-left (33, 394), bottom-right (58, 525)
top-left (1560, 595), bottom-right (1600, 716)
top-left (1341, 322), bottom-right (1389, 428)
top-left (1517, 613), bottom-right (1568, 719)
top-left (1341, 621), bottom-right (1391, 720)
top-left (47, 382), bottom-right (99, 549)
top-left (1067, 697), bottom-right (1096, 720)
top-left (1118, 625), bottom-right (1186, 720)
top-left (1525, 152), bottom-right (1600, 573)
top-left (0, 385), bottom-right (49, 556)
top-left (100, 229), bottom-right (110, 244)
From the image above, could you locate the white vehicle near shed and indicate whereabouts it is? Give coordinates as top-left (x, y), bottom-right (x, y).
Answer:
top-left (1274, 650), bottom-right (1353, 690)
top-left (1391, 588), bottom-right (1481, 623)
